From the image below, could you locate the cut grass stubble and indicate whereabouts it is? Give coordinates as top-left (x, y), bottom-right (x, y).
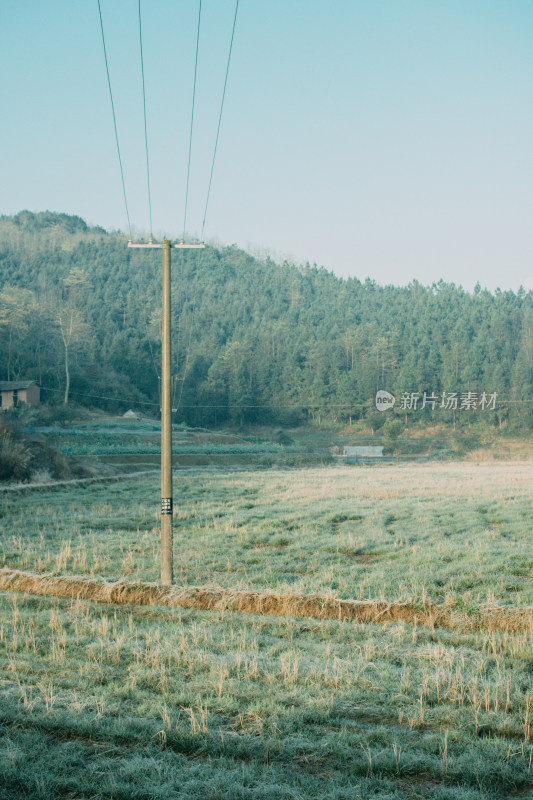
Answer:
top-left (0, 461), bottom-right (532, 799)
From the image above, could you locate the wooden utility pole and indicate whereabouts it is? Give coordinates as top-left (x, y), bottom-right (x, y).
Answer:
top-left (128, 238), bottom-right (204, 585)
top-left (160, 239), bottom-right (173, 583)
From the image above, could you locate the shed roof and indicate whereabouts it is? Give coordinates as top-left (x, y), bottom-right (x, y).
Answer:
top-left (0, 381), bottom-right (38, 391)
top-left (343, 446), bottom-right (384, 457)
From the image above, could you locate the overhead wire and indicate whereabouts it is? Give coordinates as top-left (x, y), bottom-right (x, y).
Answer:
top-left (39, 384), bottom-right (365, 410)
top-left (183, 0), bottom-right (202, 242)
top-left (138, 0), bottom-right (153, 240)
top-left (177, 0), bottom-right (202, 414)
top-left (39, 385), bottom-right (524, 410)
top-left (96, 0), bottom-right (132, 239)
top-left (201, 0), bottom-right (240, 241)
top-left (97, 0), bottom-right (239, 243)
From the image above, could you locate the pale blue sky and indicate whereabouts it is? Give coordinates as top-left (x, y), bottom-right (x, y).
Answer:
top-left (2, 1), bottom-right (533, 291)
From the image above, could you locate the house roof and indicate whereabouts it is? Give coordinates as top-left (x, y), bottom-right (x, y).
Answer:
top-left (0, 381), bottom-right (38, 391)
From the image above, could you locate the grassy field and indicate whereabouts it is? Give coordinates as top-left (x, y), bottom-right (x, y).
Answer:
top-left (0, 461), bottom-right (532, 798)
top-left (1, 462), bottom-right (531, 606)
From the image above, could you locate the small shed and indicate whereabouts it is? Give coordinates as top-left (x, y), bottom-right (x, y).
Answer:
top-left (342, 445), bottom-right (384, 464)
top-left (0, 381), bottom-right (40, 409)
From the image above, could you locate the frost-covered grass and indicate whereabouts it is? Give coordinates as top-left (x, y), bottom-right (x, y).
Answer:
top-left (0, 462), bottom-right (532, 798)
top-left (0, 592), bottom-right (532, 800)
top-left (1, 462), bottom-right (531, 607)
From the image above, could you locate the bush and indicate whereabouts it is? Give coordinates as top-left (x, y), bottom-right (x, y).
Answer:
top-left (382, 418), bottom-right (404, 456)
top-left (28, 402), bottom-right (89, 427)
top-left (0, 430), bottom-right (31, 481)
top-left (367, 413), bottom-right (386, 433)
top-left (453, 430), bottom-right (482, 455)
top-left (275, 430), bottom-right (294, 446)
top-left (0, 416), bottom-right (86, 482)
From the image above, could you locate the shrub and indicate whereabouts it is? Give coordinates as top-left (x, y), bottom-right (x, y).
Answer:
top-left (0, 430), bottom-right (31, 481)
top-left (28, 402), bottom-right (89, 427)
top-left (276, 430), bottom-right (294, 446)
top-left (0, 416), bottom-right (85, 482)
top-left (454, 430), bottom-right (482, 455)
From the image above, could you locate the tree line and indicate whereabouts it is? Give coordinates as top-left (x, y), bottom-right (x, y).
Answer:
top-left (0, 211), bottom-right (531, 430)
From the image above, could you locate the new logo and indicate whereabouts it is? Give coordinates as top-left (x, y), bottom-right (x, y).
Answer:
top-left (375, 390), bottom-right (396, 412)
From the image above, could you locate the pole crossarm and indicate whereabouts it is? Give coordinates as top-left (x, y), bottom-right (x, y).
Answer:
top-left (128, 241), bottom-right (205, 249)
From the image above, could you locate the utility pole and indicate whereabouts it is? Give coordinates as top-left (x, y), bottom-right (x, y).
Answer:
top-left (128, 238), bottom-right (205, 584)
top-left (160, 239), bottom-right (173, 584)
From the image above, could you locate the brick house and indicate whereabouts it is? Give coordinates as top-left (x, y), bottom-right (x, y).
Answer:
top-left (0, 381), bottom-right (40, 409)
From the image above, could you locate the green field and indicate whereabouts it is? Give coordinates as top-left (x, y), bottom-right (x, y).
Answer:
top-left (1, 462), bottom-right (532, 799)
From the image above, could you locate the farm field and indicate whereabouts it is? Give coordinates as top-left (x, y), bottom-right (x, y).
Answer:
top-left (0, 461), bottom-right (532, 799)
top-left (1, 462), bottom-right (532, 606)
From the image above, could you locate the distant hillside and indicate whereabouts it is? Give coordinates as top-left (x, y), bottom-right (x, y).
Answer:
top-left (0, 211), bottom-right (531, 430)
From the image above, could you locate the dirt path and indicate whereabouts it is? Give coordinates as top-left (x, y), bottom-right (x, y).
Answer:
top-left (0, 470), bottom-right (159, 494)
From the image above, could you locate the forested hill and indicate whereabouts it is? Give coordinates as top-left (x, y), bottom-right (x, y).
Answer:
top-left (0, 211), bottom-right (531, 430)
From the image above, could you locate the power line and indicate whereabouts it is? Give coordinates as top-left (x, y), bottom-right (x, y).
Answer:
top-left (42, 385), bottom-right (160, 407)
top-left (138, 0), bottom-right (153, 240)
top-left (201, 0), bottom-right (239, 241)
top-left (39, 384), bottom-right (365, 410)
top-left (97, 0), bottom-right (132, 239)
top-left (39, 385), bottom-right (527, 410)
top-left (183, 0), bottom-right (202, 241)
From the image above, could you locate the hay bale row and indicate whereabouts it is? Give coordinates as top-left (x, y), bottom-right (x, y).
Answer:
top-left (0, 567), bottom-right (531, 633)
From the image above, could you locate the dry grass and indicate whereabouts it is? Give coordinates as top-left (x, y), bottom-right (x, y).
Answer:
top-left (2, 460), bottom-right (532, 612)
top-left (1, 566), bottom-right (531, 633)
top-left (1, 461), bottom-right (532, 799)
